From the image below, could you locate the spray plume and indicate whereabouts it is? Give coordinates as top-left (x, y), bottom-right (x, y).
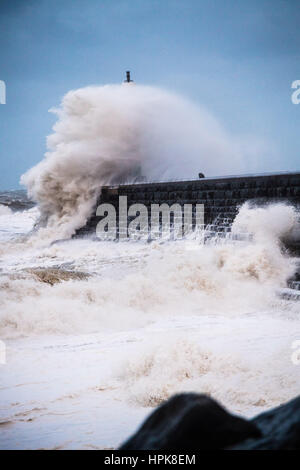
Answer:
top-left (21, 83), bottom-right (268, 242)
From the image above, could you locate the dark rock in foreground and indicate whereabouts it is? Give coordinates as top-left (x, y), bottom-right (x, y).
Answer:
top-left (119, 393), bottom-right (300, 450)
top-left (233, 395), bottom-right (300, 449)
top-left (119, 393), bottom-right (261, 450)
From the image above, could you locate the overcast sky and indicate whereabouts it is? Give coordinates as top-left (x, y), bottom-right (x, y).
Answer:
top-left (0, 0), bottom-right (299, 189)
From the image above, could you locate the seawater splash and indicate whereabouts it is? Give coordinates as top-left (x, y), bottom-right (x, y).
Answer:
top-left (21, 83), bottom-right (270, 243)
top-left (232, 202), bottom-right (300, 245)
top-left (0, 203), bottom-right (298, 339)
top-left (0, 204), bottom-right (12, 216)
top-left (0, 199), bottom-right (299, 439)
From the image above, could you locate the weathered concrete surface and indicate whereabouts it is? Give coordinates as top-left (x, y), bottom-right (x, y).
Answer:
top-left (119, 393), bottom-right (300, 450)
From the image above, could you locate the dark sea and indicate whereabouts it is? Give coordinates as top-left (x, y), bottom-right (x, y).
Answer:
top-left (0, 189), bottom-right (35, 211)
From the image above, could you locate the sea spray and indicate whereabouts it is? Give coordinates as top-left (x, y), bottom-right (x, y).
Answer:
top-left (232, 202), bottom-right (300, 245)
top-left (21, 84), bottom-right (270, 243)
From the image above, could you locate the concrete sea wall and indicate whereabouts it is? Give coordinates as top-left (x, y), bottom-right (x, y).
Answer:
top-left (77, 172), bottom-right (300, 244)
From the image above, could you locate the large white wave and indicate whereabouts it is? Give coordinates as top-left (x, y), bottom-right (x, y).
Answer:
top-left (21, 83), bottom-right (269, 242)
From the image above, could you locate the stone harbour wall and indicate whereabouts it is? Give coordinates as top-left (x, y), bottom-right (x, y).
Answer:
top-left (76, 172), bottom-right (300, 244)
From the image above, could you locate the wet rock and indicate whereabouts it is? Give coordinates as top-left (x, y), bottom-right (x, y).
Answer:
top-left (120, 393), bottom-right (300, 450)
top-left (119, 393), bottom-right (261, 450)
top-left (232, 395), bottom-right (300, 449)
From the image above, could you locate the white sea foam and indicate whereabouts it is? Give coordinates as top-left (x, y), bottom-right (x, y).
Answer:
top-left (0, 204), bottom-right (12, 216)
top-left (117, 327), bottom-right (300, 413)
top-left (0, 204), bottom-right (297, 339)
top-left (232, 202), bottom-right (300, 244)
top-left (0, 199), bottom-right (299, 449)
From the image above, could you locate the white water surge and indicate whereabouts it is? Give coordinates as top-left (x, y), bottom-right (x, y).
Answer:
top-left (0, 200), bottom-right (299, 449)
